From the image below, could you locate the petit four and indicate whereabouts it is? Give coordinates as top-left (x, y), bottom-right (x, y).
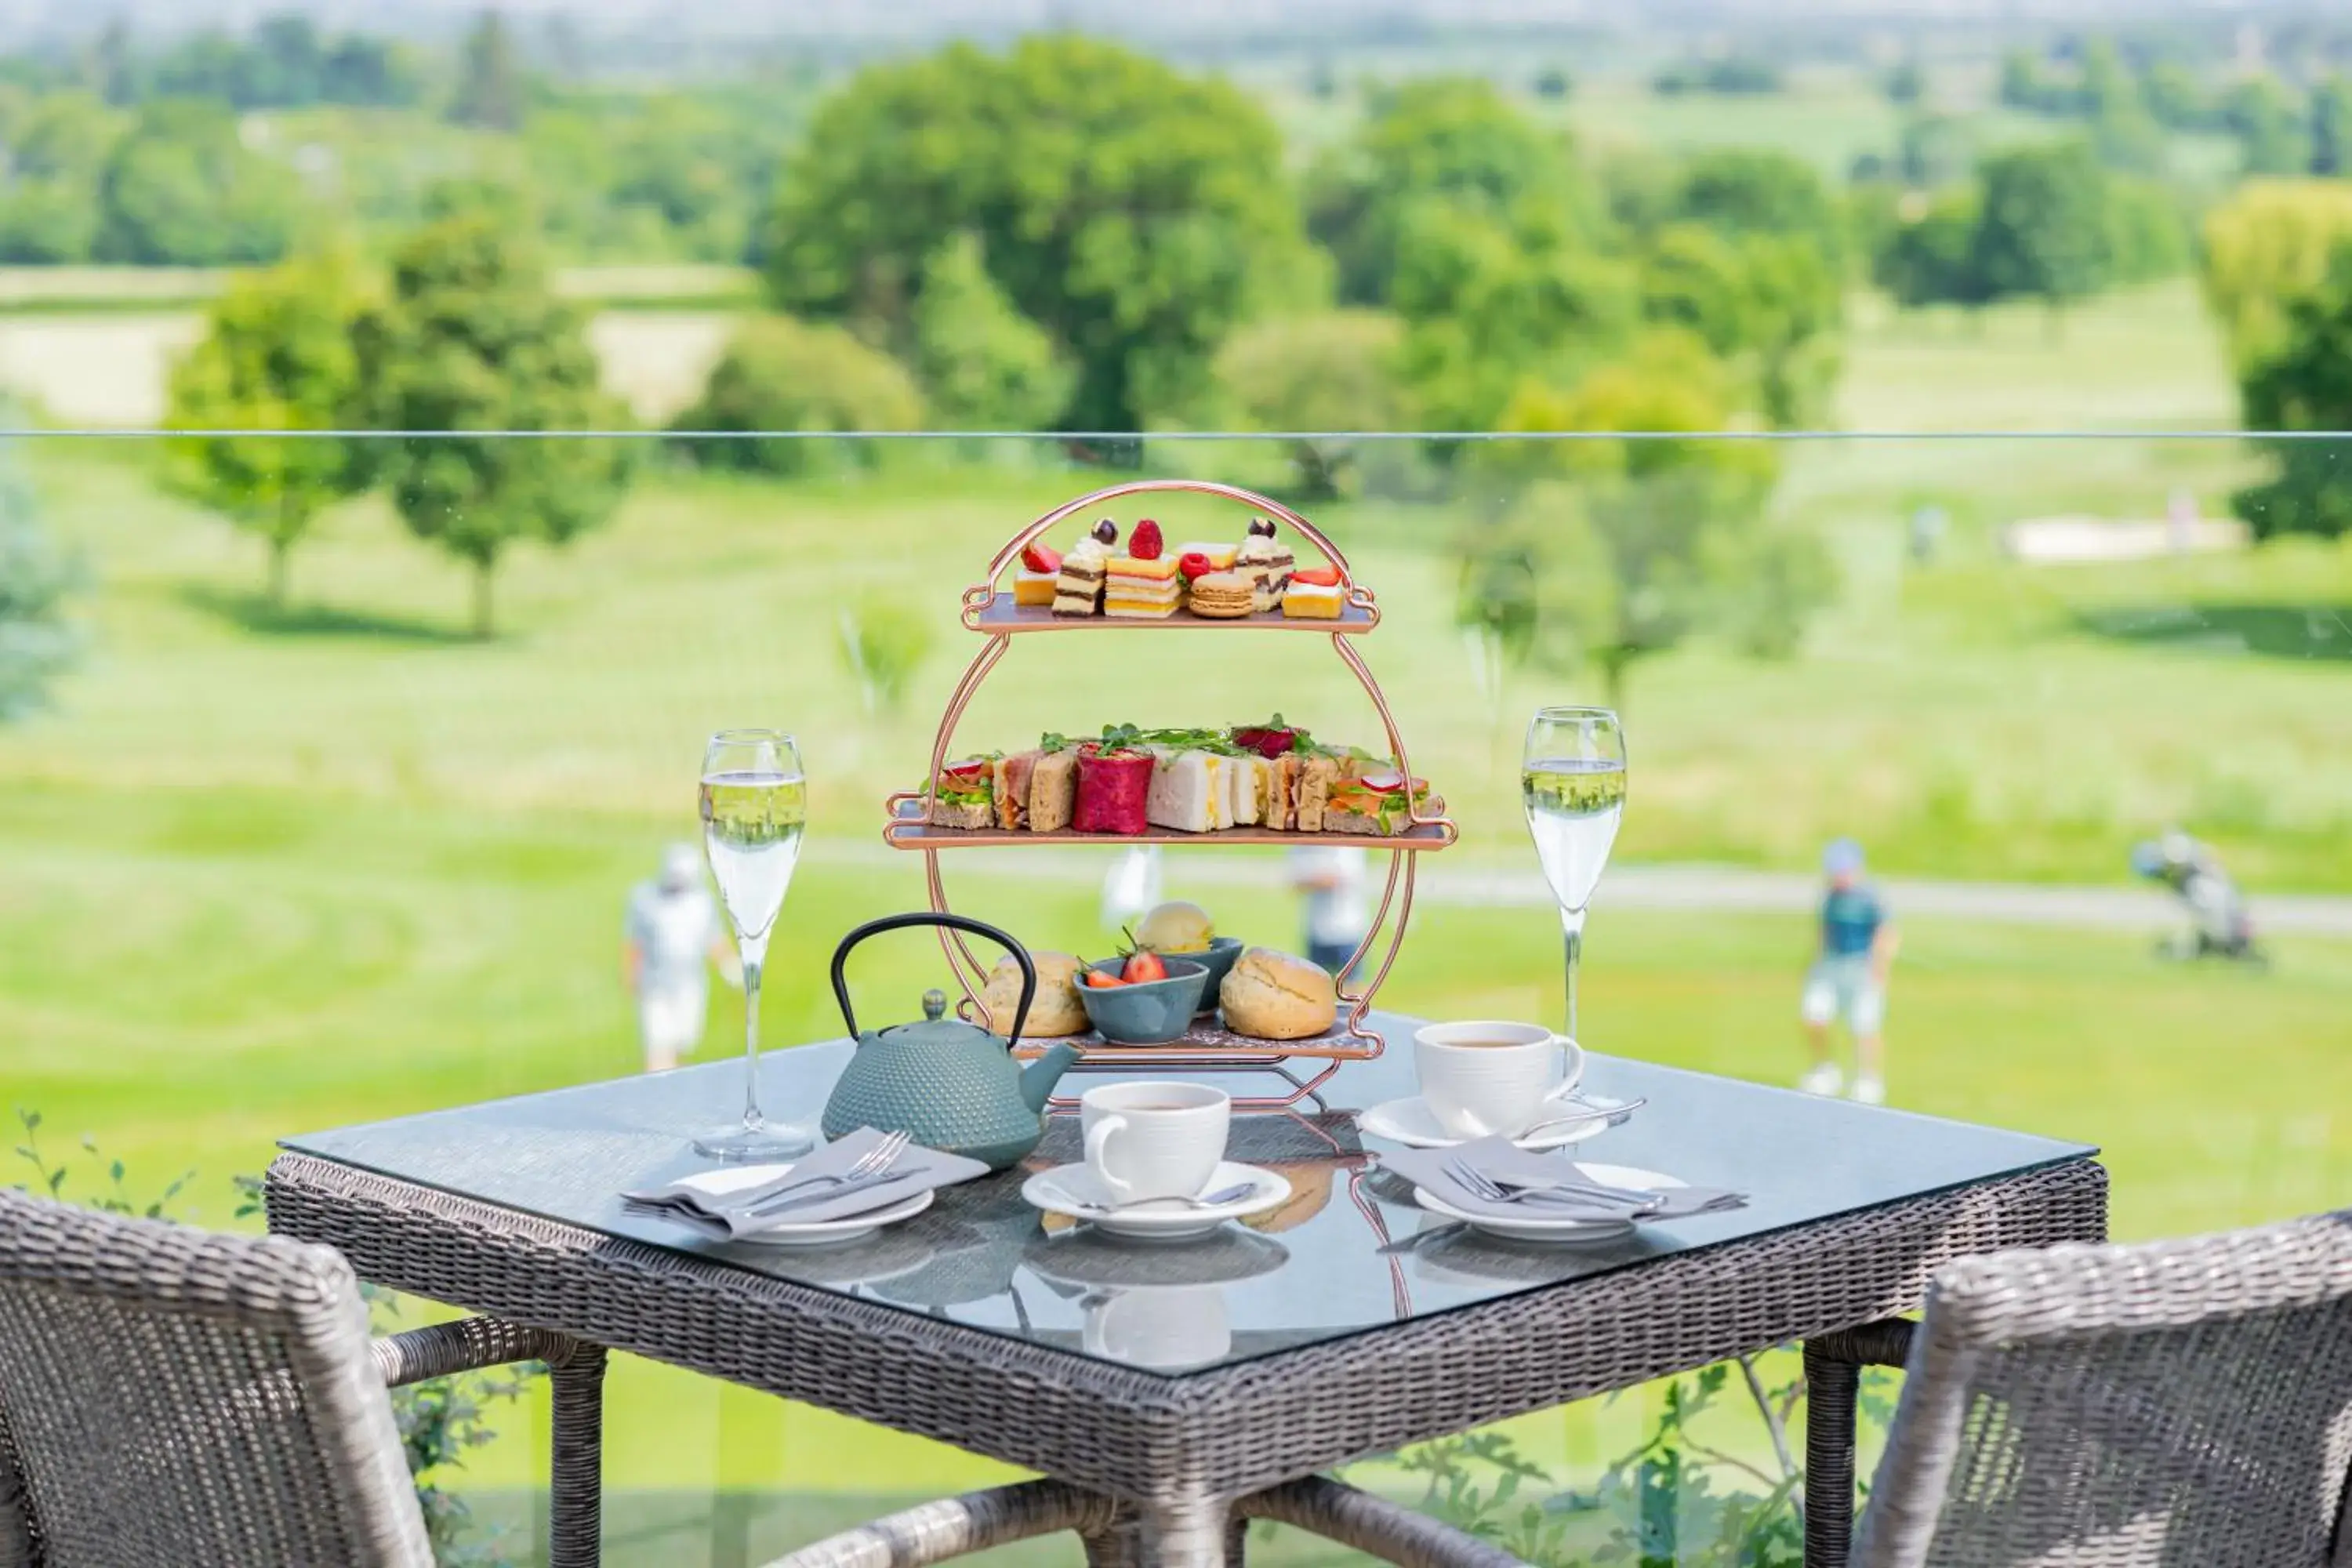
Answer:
top-left (1236, 517), bottom-right (1294, 613)
top-left (1175, 542), bottom-right (1237, 572)
top-left (1054, 522), bottom-right (1116, 617)
top-left (1282, 566), bottom-right (1344, 619)
top-left (1105, 554), bottom-right (1181, 619)
top-left (1185, 571), bottom-right (1255, 619)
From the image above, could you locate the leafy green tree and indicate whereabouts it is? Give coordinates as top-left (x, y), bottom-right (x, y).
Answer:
top-left (2141, 62), bottom-right (2210, 131)
top-left (2198, 178), bottom-right (2352, 372)
top-left (764, 35), bottom-right (1315, 432)
top-left (673, 314), bottom-right (926, 476)
top-left (94, 99), bottom-right (299, 265)
top-left (448, 9), bottom-right (524, 131)
top-left (2233, 245), bottom-right (2352, 542)
top-left (1885, 61), bottom-right (1924, 106)
top-left (0, 84), bottom-right (122, 256)
top-left (1639, 225), bottom-right (1842, 427)
top-left (1454, 333), bottom-right (1831, 709)
top-left (1214, 310), bottom-right (1415, 496)
top-left (1310, 74), bottom-right (1603, 309)
top-left (1875, 189), bottom-right (1987, 310)
top-left (909, 234), bottom-right (1071, 431)
top-left (356, 210), bottom-right (633, 637)
top-left (2310, 78), bottom-right (2352, 177)
top-left (1532, 67), bottom-right (1571, 102)
top-left (1669, 149), bottom-right (1846, 267)
top-left (0, 431), bottom-right (83, 721)
top-left (165, 252), bottom-right (375, 607)
top-left (2102, 178), bottom-right (2189, 285)
top-left (2077, 39), bottom-right (2163, 172)
top-left (1896, 113), bottom-right (1976, 187)
top-left (2224, 78), bottom-right (2312, 176)
top-left (1998, 49), bottom-right (2046, 111)
top-left (1969, 141), bottom-right (2114, 326)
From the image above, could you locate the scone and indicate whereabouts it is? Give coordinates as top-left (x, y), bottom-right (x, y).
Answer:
top-left (982, 950), bottom-right (1088, 1037)
top-left (1218, 946), bottom-right (1338, 1040)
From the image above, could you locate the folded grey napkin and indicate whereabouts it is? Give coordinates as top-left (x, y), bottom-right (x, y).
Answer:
top-left (624, 1128), bottom-right (990, 1240)
top-left (1379, 1137), bottom-right (1746, 1226)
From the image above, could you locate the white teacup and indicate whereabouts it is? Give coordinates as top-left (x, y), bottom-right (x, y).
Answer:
top-left (1080, 1081), bottom-right (1230, 1207)
top-left (1083, 1286), bottom-right (1231, 1370)
top-left (1413, 1020), bottom-right (1587, 1140)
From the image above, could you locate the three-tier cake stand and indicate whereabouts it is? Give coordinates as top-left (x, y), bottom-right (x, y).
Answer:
top-left (882, 477), bottom-right (1456, 1110)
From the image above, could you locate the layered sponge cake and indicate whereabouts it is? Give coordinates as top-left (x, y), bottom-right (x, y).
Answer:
top-left (1104, 555), bottom-right (1181, 619)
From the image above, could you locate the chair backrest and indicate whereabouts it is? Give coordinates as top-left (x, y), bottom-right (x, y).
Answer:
top-left (1857, 1208), bottom-right (2352, 1568)
top-left (0, 1188), bottom-right (432, 1567)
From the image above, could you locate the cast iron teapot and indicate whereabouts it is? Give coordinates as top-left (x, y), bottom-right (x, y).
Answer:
top-left (819, 913), bottom-right (1083, 1171)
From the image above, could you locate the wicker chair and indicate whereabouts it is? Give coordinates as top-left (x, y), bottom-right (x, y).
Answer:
top-left (0, 1188), bottom-right (605, 1568)
top-left (1806, 1208), bottom-right (2352, 1568)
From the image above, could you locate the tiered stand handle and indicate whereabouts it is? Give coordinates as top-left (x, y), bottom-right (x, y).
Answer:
top-left (880, 477), bottom-right (1456, 1112)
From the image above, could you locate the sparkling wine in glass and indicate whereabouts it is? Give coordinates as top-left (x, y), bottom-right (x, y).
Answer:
top-left (1522, 707), bottom-right (1627, 1044)
top-left (694, 729), bottom-right (812, 1161)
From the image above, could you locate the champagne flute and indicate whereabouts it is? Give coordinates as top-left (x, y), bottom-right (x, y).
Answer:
top-left (694, 729), bottom-right (812, 1161)
top-left (1522, 707), bottom-right (1627, 1044)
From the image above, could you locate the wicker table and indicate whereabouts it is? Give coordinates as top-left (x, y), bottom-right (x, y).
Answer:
top-left (265, 1015), bottom-right (2103, 1567)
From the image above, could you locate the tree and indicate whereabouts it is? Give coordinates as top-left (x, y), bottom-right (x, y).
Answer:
top-left (0, 432), bottom-right (82, 721)
top-left (1310, 75), bottom-right (1604, 304)
top-left (1997, 49), bottom-right (2045, 111)
top-left (1533, 67), bottom-right (1572, 102)
top-left (1309, 78), bottom-right (1631, 433)
top-left (165, 252), bottom-right (375, 607)
top-left (357, 210), bottom-right (632, 637)
top-left (908, 233), bottom-right (1071, 431)
top-left (448, 9), bottom-right (524, 131)
top-left (1670, 149), bottom-right (1846, 260)
top-left (2141, 62), bottom-right (2209, 131)
top-left (1884, 61), bottom-right (1924, 106)
top-left (673, 314), bottom-right (926, 476)
top-left (2232, 245), bottom-right (2352, 541)
top-left (2078, 39), bottom-right (2164, 173)
top-left (2102, 177), bottom-right (2189, 285)
top-left (1214, 310), bottom-right (1415, 496)
top-left (2200, 179), bottom-right (2352, 372)
top-left (2311, 78), bottom-right (2352, 177)
top-left (1969, 141), bottom-right (2113, 326)
top-left (1875, 189), bottom-right (1988, 310)
top-left (0, 89), bottom-right (117, 260)
top-left (94, 99), bottom-right (299, 265)
top-left (1454, 333), bottom-right (1831, 709)
top-left (2223, 78), bottom-right (2311, 176)
top-left (764, 36), bottom-right (1316, 432)
top-left (1639, 225), bottom-right (1841, 426)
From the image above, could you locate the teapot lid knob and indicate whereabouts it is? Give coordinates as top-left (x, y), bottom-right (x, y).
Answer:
top-left (921, 988), bottom-right (947, 1022)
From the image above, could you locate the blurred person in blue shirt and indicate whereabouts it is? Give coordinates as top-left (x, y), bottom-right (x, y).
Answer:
top-left (1798, 838), bottom-right (1900, 1105)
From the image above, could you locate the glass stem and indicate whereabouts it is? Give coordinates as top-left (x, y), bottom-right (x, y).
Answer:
top-left (1561, 908), bottom-right (1586, 1043)
top-left (740, 958), bottom-right (764, 1131)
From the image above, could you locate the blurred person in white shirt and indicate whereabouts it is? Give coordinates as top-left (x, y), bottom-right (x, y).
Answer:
top-left (623, 844), bottom-right (736, 1073)
top-left (1290, 845), bottom-right (1368, 979)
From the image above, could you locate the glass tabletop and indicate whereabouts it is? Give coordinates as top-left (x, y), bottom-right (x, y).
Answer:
top-left (281, 1013), bottom-right (2094, 1376)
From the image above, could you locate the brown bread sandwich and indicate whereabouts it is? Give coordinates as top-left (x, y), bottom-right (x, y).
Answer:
top-left (927, 757), bottom-right (996, 829)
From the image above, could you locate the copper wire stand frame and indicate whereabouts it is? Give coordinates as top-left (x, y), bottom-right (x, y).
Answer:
top-left (882, 478), bottom-right (1458, 1112)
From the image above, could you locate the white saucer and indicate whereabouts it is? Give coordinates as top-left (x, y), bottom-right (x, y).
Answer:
top-left (1359, 1093), bottom-right (1628, 1152)
top-left (673, 1161), bottom-right (936, 1248)
top-left (1413, 1161), bottom-right (1685, 1245)
top-left (1022, 1160), bottom-right (1292, 1241)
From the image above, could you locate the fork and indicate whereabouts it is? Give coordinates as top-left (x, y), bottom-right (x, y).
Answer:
top-left (739, 1131), bottom-right (913, 1214)
top-left (1444, 1156), bottom-right (1663, 1214)
top-left (628, 1130), bottom-right (912, 1217)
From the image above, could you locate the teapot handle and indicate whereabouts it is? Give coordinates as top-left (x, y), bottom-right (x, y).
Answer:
top-left (832, 913), bottom-right (1036, 1043)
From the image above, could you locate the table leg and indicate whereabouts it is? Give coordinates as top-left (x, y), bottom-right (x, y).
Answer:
top-left (547, 1340), bottom-right (608, 1568)
top-left (1133, 1486), bottom-right (1239, 1568)
top-left (1802, 1340), bottom-right (1859, 1568)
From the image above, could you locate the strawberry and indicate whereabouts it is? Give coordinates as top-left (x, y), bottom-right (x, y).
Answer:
top-left (1291, 565), bottom-right (1341, 586)
top-left (1115, 926), bottom-right (1168, 984)
top-left (1085, 967), bottom-right (1127, 989)
top-left (1178, 550), bottom-right (1214, 582)
top-left (1022, 541), bottom-right (1062, 575)
top-left (1131, 519), bottom-right (1164, 561)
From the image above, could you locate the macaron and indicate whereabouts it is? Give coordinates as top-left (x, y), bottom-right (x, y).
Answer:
top-left (1187, 571), bottom-right (1255, 619)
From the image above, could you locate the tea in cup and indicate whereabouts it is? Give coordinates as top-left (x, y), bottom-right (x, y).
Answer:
top-left (1412, 1021), bottom-right (1587, 1140)
top-left (1080, 1081), bottom-right (1229, 1207)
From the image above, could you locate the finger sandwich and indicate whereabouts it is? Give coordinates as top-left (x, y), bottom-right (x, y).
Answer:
top-left (1145, 749), bottom-right (1225, 833)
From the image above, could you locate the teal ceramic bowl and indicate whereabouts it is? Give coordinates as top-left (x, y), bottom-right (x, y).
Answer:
top-left (1145, 935), bottom-right (1243, 1014)
top-left (1079, 958), bottom-right (1209, 1044)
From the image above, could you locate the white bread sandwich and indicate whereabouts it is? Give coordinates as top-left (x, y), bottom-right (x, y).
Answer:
top-left (1145, 750), bottom-right (1225, 833)
top-left (1222, 752), bottom-right (1270, 828)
